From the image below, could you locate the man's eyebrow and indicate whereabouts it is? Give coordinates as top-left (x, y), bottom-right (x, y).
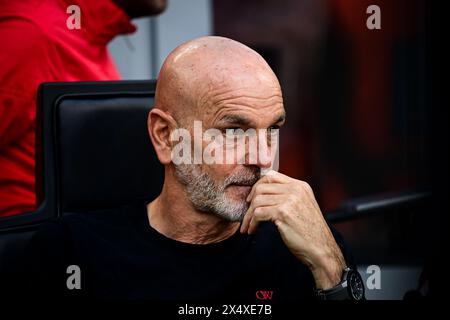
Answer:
top-left (217, 113), bottom-right (286, 127)
top-left (218, 114), bottom-right (254, 126)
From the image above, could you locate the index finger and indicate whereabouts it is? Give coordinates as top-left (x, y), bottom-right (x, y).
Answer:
top-left (247, 170), bottom-right (291, 201)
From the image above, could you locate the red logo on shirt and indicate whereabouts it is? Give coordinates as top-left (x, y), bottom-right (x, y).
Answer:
top-left (255, 290), bottom-right (273, 300)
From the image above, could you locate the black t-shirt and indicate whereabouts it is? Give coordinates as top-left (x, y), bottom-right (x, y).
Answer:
top-left (24, 201), bottom-right (350, 300)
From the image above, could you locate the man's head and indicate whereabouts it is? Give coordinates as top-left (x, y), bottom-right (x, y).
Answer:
top-left (112, 0), bottom-right (167, 18)
top-left (148, 36), bottom-right (285, 222)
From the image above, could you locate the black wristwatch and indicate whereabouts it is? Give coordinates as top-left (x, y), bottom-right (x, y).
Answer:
top-left (315, 267), bottom-right (365, 300)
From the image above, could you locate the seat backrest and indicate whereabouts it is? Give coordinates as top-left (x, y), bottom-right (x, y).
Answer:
top-left (47, 80), bottom-right (164, 215)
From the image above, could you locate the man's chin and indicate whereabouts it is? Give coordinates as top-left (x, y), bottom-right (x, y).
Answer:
top-left (226, 184), bottom-right (253, 199)
top-left (215, 211), bottom-right (245, 222)
top-left (214, 199), bottom-right (248, 222)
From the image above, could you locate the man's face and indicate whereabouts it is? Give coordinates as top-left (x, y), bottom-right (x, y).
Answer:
top-left (173, 83), bottom-right (285, 221)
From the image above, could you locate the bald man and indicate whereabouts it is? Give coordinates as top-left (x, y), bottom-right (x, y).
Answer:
top-left (22, 36), bottom-right (364, 301)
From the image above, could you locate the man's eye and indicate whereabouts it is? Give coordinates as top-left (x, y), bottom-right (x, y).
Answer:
top-left (225, 127), bottom-right (242, 134)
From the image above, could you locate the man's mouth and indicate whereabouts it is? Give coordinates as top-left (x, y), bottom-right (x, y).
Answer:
top-left (225, 171), bottom-right (260, 189)
top-left (229, 184), bottom-right (253, 196)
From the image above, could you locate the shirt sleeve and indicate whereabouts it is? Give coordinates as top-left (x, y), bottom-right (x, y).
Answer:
top-left (0, 18), bottom-right (56, 149)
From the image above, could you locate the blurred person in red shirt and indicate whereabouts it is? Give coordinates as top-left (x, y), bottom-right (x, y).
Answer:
top-left (0, 0), bottom-right (166, 217)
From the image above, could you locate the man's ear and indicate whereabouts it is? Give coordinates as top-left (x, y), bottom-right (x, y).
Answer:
top-left (147, 108), bottom-right (176, 165)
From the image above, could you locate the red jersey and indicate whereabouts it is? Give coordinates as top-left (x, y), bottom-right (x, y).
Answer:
top-left (0, 0), bottom-right (136, 217)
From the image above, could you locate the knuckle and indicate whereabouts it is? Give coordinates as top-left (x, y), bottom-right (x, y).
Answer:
top-left (291, 182), bottom-right (303, 193)
top-left (278, 205), bottom-right (289, 219)
top-left (303, 181), bottom-right (313, 192)
top-left (298, 181), bottom-right (313, 194)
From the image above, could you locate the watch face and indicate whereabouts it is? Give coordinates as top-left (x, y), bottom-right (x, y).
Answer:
top-left (348, 270), bottom-right (365, 300)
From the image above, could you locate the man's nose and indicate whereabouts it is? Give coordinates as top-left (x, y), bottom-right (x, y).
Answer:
top-left (246, 131), bottom-right (272, 169)
top-left (256, 144), bottom-right (272, 169)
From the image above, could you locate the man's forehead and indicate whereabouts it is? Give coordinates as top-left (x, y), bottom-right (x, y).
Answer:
top-left (173, 41), bottom-right (279, 99)
top-left (201, 95), bottom-right (285, 127)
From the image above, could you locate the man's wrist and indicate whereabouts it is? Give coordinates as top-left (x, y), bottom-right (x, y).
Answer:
top-left (311, 263), bottom-right (345, 289)
top-left (310, 248), bottom-right (347, 290)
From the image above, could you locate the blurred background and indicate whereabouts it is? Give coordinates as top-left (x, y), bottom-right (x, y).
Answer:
top-left (108, 0), bottom-right (433, 300)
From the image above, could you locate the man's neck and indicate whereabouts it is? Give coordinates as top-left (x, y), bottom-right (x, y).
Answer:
top-left (147, 177), bottom-right (240, 245)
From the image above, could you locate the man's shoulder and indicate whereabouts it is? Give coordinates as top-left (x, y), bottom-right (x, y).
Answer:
top-left (33, 201), bottom-right (147, 244)
top-left (64, 202), bottom-right (142, 223)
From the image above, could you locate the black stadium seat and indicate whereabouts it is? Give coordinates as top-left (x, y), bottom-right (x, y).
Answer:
top-left (0, 80), bottom-right (163, 274)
